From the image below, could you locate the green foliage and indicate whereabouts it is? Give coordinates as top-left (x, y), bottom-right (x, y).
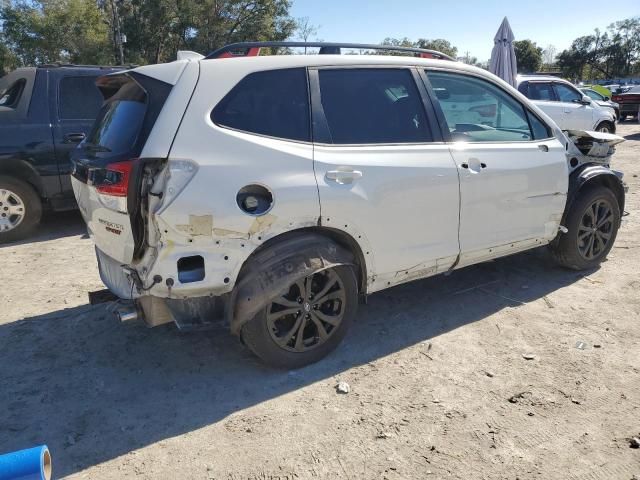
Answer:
top-left (2, 0), bottom-right (111, 66)
top-left (513, 39), bottom-right (542, 73)
top-left (557, 17), bottom-right (640, 80)
top-left (379, 37), bottom-right (458, 58)
top-left (0, 0), bottom-right (297, 66)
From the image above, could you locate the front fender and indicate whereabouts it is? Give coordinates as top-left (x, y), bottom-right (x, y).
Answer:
top-left (564, 165), bottom-right (626, 224)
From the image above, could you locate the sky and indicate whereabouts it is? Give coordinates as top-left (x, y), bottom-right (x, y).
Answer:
top-left (289, 0), bottom-right (639, 61)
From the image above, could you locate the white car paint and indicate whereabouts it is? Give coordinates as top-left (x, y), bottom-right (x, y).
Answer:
top-left (73, 54), bottom-right (579, 306)
top-left (518, 75), bottom-right (615, 131)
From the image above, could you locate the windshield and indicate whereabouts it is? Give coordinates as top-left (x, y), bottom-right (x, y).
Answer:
top-left (86, 79), bottom-right (147, 155)
top-left (584, 89), bottom-right (604, 101)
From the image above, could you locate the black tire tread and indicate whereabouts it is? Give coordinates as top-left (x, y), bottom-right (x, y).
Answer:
top-left (550, 185), bottom-right (620, 270)
top-left (0, 175), bottom-right (42, 244)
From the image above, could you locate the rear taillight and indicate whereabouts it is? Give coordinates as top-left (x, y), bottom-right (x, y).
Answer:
top-left (94, 159), bottom-right (136, 197)
top-left (612, 95), bottom-right (622, 102)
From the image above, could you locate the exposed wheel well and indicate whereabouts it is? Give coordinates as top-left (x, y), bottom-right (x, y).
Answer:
top-left (595, 120), bottom-right (616, 133)
top-left (249, 226), bottom-right (368, 294)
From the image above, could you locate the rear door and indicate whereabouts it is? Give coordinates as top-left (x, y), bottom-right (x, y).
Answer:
top-left (50, 71), bottom-right (105, 198)
top-left (426, 70), bottom-right (567, 267)
top-left (311, 67), bottom-right (461, 289)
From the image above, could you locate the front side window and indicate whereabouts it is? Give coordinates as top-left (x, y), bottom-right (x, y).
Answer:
top-left (317, 68), bottom-right (432, 144)
top-left (0, 79), bottom-right (26, 109)
top-left (554, 83), bottom-right (581, 103)
top-left (427, 71), bottom-right (535, 142)
top-left (527, 82), bottom-right (555, 101)
top-left (583, 89), bottom-right (604, 101)
top-left (212, 68), bottom-right (310, 142)
top-left (59, 76), bottom-right (103, 119)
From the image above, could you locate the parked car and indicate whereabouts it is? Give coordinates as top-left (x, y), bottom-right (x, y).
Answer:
top-left (71, 42), bottom-right (626, 368)
top-left (612, 85), bottom-right (640, 121)
top-left (580, 88), bottom-right (620, 120)
top-left (517, 76), bottom-right (616, 133)
top-left (0, 64), bottom-right (124, 242)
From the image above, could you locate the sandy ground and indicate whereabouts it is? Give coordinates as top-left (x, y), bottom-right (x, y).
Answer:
top-left (1, 124), bottom-right (639, 480)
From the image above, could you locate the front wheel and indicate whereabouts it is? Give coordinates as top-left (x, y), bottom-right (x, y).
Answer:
top-left (595, 121), bottom-right (615, 133)
top-left (550, 185), bottom-right (620, 270)
top-left (0, 176), bottom-right (42, 243)
top-left (241, 265), bottom-right (358, 369)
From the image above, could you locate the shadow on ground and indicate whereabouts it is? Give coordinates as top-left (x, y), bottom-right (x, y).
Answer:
top-left (0, 245), bottom-right (591, 476)
top-left (0, 210), bottom-right (87, 248)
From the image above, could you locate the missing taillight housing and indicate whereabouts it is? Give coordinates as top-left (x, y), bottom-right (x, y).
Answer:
top-left (94, 159), bottom-right (137, 197)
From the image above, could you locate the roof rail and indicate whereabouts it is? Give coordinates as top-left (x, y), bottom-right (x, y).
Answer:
top-left (205, 42), bottom-right (455, 61)
top-left (37, 63), bottom-right (137, 69)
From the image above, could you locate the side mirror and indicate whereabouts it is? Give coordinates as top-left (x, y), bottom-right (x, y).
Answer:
top-left (604, 96), bottom-right (611, 101)
top-left (580, 95), bottom-right (592, 105)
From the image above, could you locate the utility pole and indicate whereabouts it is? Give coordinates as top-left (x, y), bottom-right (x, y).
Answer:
top-left (110, 0), bottom-right (124, 65)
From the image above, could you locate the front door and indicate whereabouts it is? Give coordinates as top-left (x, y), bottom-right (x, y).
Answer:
top-left (553, 82), bottom-right (594, 130)
top-left (426, 70), bottom-right (568, 267)
top-left (50, 72), bottom-right (104, 201)
top-left (311, 67), bottom-right (461, 291)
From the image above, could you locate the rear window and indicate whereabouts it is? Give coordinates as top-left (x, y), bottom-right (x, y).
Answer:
top-left (0, 79), bottom-right (26, 109)
top-left (59, 76), bottom-right (103, 119)
top-left (212, 68), bottom-right (310, 142)
top-left (86, 80), bottom-right (147, 155)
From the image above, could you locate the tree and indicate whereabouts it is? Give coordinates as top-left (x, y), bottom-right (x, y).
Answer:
top-left (379, 37), bottom-right (458, 58)
top-left (556, 17), bottom-right (640, 80)
top-left (293, 16), bottom-right (319, 54)
top-left (542, 44), bottom-right (556, 67)
top-left (513, 39), bottom-right (542, 73)
top-left (1, 0), bottom-right (111, 66)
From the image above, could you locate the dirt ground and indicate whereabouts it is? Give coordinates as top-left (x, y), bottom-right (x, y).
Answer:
top-left (1, 124), bottom-right (639, 480)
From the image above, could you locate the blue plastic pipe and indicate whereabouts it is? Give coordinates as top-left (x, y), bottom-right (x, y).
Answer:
top-left (0, 445), bottom-right (51, 480)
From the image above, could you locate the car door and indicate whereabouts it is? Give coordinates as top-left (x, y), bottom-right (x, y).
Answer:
top-left (311, 67), bottom-right (461, 290)
top-left (50, 72), bottom-right (104, 201)
top-left (553, 82), bottom-right (594, 130)
top-left (425, 70), bottom-right (568, 268)
top-left (523, 81), bottom-right (569, 129)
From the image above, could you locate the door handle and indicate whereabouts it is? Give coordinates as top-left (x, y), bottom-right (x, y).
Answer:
top-left (538, 144), bottom-right (549, 152)
top-left (460, 162), bottom-right (486, 170)
top-left (64, 132), bottom-right (86, 144)
top-left (326, 168), bottom-right (363, 185)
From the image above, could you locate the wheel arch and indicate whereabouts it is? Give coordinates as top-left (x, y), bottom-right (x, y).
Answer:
top-left (0, 158), bottom-right (46, 198)
top-left (227, 226), bottom-right (368, 335)
top-left (565, 165), bottom-right (626, 225)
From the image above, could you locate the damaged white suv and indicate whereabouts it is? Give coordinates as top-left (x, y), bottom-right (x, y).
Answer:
top-left (72, 42), bottom-right (627, 368)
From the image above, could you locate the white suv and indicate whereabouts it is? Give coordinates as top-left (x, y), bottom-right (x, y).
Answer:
top-left (517, 75), bottom-right (616, 133)
top-left (72, 42), bottom-right (627, 368)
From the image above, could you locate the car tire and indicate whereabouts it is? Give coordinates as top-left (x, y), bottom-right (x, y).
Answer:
top-left (241, 264), bottom-right (358, 369)
top-left (549, 185), bottom-right (620, 270)
top-left (0, 176), bottom-right (42, 244)
top-left (595, 121), bottom-right (615, 133)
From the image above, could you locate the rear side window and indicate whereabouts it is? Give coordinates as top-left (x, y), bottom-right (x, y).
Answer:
top-left (317, 68), bottom-right (432, 144)
top-left (87, 79), bottom-right (147, 154)
top-left (212, 68), bottom-right (310, 142)
top-left (428, 71), bottom-right (534, 142)
top-left (59, 76), bottom-right (103, 119)
top-left (0, 79), bottom-right (26, 109)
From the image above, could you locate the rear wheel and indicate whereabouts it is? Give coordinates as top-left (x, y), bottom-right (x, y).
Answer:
top-left (550, 185), bottom-right (620, 270)
top-left (0, 176), bottom-right (42, 243)
top-left (241, 265), bottom-right (358, 369)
